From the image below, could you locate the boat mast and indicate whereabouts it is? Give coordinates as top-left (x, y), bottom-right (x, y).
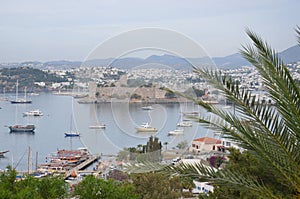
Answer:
top-left (35, 151), bottom-right (38, 172)
top-left (28, 146), bottom-right (30, 175)
top-left (24, 86), bottom-right (27, 101)
top-left (16, 80), bottom-right (18, 100)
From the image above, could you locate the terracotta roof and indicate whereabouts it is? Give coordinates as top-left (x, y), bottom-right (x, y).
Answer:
top-left (193, 137), bottom-right (221, 144)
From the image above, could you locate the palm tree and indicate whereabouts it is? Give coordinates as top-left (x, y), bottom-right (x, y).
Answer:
top-left (165, 28), bottom-right (300, 198)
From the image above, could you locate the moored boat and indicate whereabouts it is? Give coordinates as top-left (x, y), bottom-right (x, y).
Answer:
top-left (10, 81), bottom-right (32, 104)
top-left (11, 98), bottom-right (32, 104)
top-left (136, 123), bottom-right (158, 132)
top-left (182, 111), bottom-right (199, 116)
top-left (9, 124), bottom-right (35, 132)
top-left (0, 150), bottom-right (9, 158)
top-left (177, 121), bottom-right (192, 127)
top-left (141, 106), bottom-right (153, 110)
top-left (23, 110), bottom-right (43, 116)
top-left (64, 131), bottom-right (80, 137)
top-left (168, 129), bottom-right (184, 135)
top-left (89, 124), bottom-right (106, 129)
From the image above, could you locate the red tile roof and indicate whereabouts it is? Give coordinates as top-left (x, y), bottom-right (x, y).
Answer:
top-left (193, 137), bottom-right (221, 144)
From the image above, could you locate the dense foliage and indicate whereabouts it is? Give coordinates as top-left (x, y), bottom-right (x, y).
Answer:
top-left (0, 166), bottom-right (68, 199)
top-left (0, 67), bottom-right (69, 91)
top-left (73, 175), bottom-right (137, 199)
top-left (131, 172), bottom-right (193, 199)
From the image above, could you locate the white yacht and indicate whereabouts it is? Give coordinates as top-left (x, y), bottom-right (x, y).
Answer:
top-left (168, 129), bottom-right (184, 135)
top-left (89, 124), bottom-right (106, 129)
top-left (177, 121), bottom-right (192, 127)
top-left (141, 106), bottom-right (153, 110)
top-left (136, 123), bottom-right (158, 132)
top-left (23, 110), bottom-right (43, 116)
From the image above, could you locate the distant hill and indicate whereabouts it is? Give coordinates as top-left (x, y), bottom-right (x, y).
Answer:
top-left (212, 53), bottom-right (250, 69)
top-left (65, 45), bottom-right (300, 69)
top-left (1, 45), bottom-right (299, 70)
top-left (279, 45), bottom-right (300, 64)
top-left (44, 60), bottom-right (82, 68)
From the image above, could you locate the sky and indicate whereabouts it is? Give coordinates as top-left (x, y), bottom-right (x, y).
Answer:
top-left (0, 0), bottom-right (299, 62)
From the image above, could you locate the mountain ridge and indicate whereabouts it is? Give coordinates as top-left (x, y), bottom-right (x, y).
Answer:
top-left (2, 45), bottom-right (299, 70)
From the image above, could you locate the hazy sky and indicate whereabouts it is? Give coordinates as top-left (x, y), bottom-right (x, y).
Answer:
top-left (0, 0), bottom-right (299, 62)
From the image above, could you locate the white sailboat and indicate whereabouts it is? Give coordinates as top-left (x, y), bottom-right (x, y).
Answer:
top-left (178, 100), bottom-right (193, 127)
top-left (89, 104), bottom-right (106, 129)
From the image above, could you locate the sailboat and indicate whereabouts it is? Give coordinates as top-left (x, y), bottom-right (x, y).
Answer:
top-left (177, 100), bottom-right (193, 127)
top-left (65, 115), bottom-right (80, 137)
top-left (88, 104), bottom-right (106, 129)
top-left (10, 81), bottom-right (32, 104)
top-left (9, 99), bottom-right (35, 133)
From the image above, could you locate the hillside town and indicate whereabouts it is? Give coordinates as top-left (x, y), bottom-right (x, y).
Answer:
top-left (0, 59), bottom-right (300, 197)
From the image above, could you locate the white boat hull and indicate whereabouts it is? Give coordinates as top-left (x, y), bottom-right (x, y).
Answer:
top-left (136, 127), bottom-right (158, 132)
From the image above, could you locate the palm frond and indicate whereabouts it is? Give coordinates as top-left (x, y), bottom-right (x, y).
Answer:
top-left (296, 26), bottom-right (300, 44)
top-left (123, 161), bottom-right (165, 173)
top-left (241, 29), bottom-right (300, 142)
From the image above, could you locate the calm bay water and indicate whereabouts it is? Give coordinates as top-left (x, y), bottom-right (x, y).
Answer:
top-left (0, 93), bottom-right (214, 171)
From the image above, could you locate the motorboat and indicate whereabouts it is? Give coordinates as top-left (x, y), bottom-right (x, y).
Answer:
top-left (89, 124), bottom-right (106, 129)
top-left (23, 110), bottom-right (43, 116)
top-left (0, 150), bottom-right (9, 158)
top-left (182, 111), bottom-right (199, 116)
top-left (168, 129), bottom-right (184, 135)
top-left (141, 106), bottom-right (153, 110)
top-left (136, 123), bottom-right (158, 132)
top-left (177, 121), bottom-right (192, 127)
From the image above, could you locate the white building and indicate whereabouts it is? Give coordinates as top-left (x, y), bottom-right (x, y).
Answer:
top-left (192, 180), bottom-right (214, 194)
top-left (189, 137), bottom-right (223, 153)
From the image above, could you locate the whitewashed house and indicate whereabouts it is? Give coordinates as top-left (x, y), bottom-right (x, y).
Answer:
top-left (189, 137), bottom-right (223, 153)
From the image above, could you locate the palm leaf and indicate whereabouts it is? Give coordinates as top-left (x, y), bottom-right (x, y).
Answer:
top-left (162, 29), bottom-right (300, 197)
